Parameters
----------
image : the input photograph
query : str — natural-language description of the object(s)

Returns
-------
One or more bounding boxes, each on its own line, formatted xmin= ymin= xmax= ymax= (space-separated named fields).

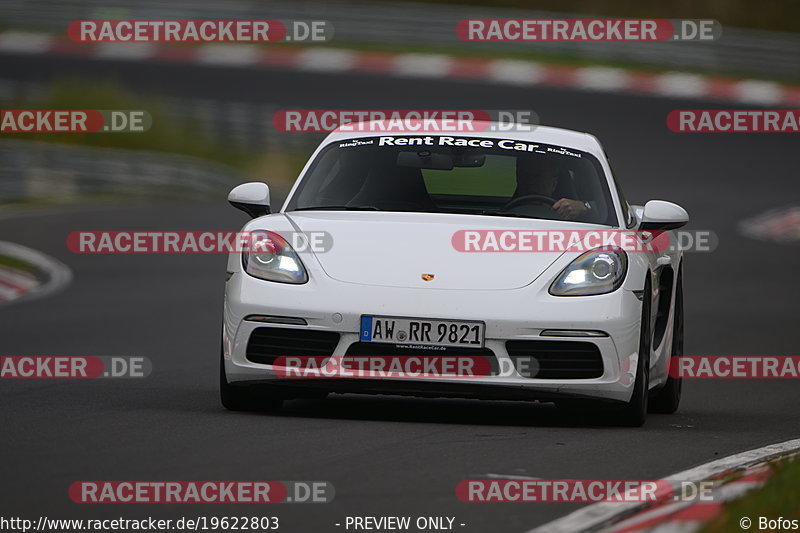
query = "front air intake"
xmin=246 ymin=327 xmax=340 ymax=365
xmin=505 ymin=340 xmax=603 ymax=379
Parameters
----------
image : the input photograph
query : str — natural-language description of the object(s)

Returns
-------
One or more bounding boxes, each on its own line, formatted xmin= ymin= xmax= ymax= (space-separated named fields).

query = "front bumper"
xmin=223 ymin=270 xmax=644 ymax=403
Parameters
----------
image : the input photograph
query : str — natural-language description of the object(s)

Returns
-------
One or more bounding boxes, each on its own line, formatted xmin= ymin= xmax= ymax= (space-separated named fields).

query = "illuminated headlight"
xmin=550 ymin=247 xmax=627 ymax=296
xmin=242 ymin=231 xmax=308 ymax=284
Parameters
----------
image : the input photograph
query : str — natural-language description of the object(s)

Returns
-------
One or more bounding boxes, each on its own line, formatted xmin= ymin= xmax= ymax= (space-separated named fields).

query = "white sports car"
xmin=221 ymin=123 xmax=688 ymax=426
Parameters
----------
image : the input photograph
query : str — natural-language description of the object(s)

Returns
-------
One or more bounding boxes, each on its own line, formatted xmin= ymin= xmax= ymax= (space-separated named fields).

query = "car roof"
xmin=326 ymin=120 xmax=604 ymax=158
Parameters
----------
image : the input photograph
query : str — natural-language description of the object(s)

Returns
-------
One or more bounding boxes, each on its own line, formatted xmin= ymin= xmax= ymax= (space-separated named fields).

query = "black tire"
xmin=649 ymin=268 xmax=683 ymax=414
xmin=220 ymin=350 xmax=283 ymax=412
xmin=607 ymin=277 xmax=652 ymax=427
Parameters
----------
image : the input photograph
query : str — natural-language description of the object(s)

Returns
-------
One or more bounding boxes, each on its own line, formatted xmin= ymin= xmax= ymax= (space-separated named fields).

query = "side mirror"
xmin=640 ymin=200 xmax=689 ymax=231
xmin=228 ymin=182 xmax=271 ymax=219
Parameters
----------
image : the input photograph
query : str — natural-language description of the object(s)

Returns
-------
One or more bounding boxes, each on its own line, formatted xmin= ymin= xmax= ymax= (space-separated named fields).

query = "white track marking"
xmin=525 ymin=438 xmax=800 ymax=533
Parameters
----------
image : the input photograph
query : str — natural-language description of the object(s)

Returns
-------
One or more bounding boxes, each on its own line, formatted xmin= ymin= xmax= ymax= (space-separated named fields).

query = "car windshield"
xmin=286 ymin=136 xmax=617 ymax=225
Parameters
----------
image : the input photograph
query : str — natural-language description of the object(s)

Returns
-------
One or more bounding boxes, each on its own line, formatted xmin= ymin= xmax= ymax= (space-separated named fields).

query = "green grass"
xmin=0 ymin=80 xmax=320 ymax=205
xmin=0 ymin=254 xmax=38 ymax=275
xmin=699 ymin=456 xmax=800 ymax=532
xmin=0 ymin=80 xmax=250 ymax=169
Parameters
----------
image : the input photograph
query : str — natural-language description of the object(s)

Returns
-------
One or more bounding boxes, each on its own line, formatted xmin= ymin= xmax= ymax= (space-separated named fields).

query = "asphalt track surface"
xmin=1 ymin=53 xmax=799 ymax=532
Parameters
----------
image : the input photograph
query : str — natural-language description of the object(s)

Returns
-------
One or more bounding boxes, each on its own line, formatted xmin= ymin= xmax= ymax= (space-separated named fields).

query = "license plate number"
xmin=360 ymin=316 xmax=485 ymax=348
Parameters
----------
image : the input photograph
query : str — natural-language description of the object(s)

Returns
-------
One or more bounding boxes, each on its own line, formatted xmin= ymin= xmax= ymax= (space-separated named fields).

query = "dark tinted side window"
xmin=610 ymin=168 xmax=636 ymax=228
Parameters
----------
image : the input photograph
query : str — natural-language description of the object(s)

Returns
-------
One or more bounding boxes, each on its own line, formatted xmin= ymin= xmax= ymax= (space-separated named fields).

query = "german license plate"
xmin=360 ymin=316 xmax=485 ymax=348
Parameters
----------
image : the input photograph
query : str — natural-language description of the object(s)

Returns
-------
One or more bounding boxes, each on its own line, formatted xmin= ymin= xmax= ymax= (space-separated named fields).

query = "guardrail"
xmin=2 ymin=0 xmax=799 ymax=78
xmin=0 ymin=76 xmax=322 ymax=152
xmin=0 ymin=139 xmax=246 ymax=202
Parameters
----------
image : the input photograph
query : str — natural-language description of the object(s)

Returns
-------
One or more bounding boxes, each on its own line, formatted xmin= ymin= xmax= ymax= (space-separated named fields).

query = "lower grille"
xmin=505 ymin=340 xmax=603 ymax=379
xmin=246 ymin=327 xmax=340 ymax=365
xmin=344 ymin=342 xmax=499 ymax=375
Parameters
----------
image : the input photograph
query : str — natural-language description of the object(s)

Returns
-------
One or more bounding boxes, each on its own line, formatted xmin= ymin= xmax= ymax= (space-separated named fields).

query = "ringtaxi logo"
xmin=667 ymin=110 xmax=800 ymax=132
xmin=67 ymin=231 xmax=332 ymax=254
xmin=0 ymin=110 xmax=151 ymax=133
xmin=273 ymin=110 xmax=538 ymax=133
xmin=68 ymin=20 xmax=332 ymax=43
xmin=457 ymin=19 xmax=720 ymax=42
xmin=69 ymin=481 xmax=333 ymax=504
xmin=0 ymin=356 xmax=151 ymax=379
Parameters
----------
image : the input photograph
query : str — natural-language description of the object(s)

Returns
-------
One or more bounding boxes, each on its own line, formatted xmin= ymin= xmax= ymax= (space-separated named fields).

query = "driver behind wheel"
xmin=512 ymin=156 xmax=591 ymax=220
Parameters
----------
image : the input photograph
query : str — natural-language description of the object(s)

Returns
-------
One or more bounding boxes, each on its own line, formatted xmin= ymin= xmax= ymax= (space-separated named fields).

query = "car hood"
xmin=281 ymin=211 xmax=601 ymax=290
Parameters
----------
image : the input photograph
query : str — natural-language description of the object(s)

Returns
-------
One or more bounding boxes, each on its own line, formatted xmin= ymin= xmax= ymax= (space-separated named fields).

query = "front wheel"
xmin=556 ymin=279 xmax=652 ymax=426
xmin=649 ymin=268 xmax=683 ymax=414
xmin=607 ymin=278 xmax=652 ymax=427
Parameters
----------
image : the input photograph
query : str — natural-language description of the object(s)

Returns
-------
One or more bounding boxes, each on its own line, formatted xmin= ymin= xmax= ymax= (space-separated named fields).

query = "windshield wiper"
xmin=291 ymin=205 xmax=380 ymax=211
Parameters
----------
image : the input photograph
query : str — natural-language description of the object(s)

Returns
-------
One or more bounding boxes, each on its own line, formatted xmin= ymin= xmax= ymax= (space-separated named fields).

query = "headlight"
xmin=242 ymin=231 xmax=308 ymax=284
xmin=549 ymin=247 xmax=627 ymax=296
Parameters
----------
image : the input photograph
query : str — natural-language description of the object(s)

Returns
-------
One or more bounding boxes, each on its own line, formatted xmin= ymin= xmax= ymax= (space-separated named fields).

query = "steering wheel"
xmin=500 ymin=194 xmax=556 ymax=212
